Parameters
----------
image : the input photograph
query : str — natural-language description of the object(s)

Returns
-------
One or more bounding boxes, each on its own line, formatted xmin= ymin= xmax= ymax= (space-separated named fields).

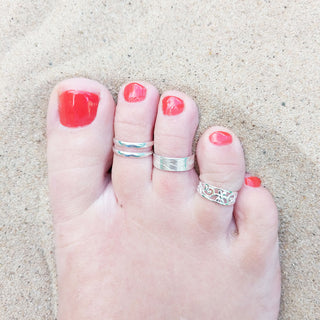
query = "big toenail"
xmin=245 ymin=176 xmax=261 ymax=187
xmin=209 ymin=131 xmax=233 ymax=145
xmin=59 ymin=90 xmax=99 ymax=127
xmin=124 ymin=83 xmax=147 ymax=102
xmin=162 ymin=96 xmax=184 ymax=115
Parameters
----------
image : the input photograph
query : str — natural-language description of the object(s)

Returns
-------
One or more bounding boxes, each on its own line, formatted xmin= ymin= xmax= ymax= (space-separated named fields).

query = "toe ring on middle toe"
xmin=153 ymin=154 xmax=195 ymax=172
xmin=197 ymin=181 xmax=238 ymax=206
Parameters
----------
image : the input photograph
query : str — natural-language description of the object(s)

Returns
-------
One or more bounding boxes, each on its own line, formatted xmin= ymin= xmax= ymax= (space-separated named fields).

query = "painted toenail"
xmin=245 ymin=176 xmax=261 ymax=187
xmin=209 ymin=131 xmax=233 ymax=145
xmin=124 ymin=83 xmax=147 ymax=102
xmin=162 ymin=96 xmax=184 ymax=115
xmin=59 ymin=90 xmax=99 ymax=127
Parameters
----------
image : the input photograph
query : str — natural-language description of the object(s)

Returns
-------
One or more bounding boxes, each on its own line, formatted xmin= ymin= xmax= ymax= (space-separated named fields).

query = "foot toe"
xmin=194 ymin=127 xmax=245 ymax=236
xmin=234 ymin=176 xmax=279 ymax=252
xmin=47 ymin=78 xmax=115 ymax=223
xmin=112 ymin=82 xmax=159 ymax=202
xmin=152 ymin=91 xmax=199 ymax=199
xmin=233 ymin=176 xmax=280 ymax=311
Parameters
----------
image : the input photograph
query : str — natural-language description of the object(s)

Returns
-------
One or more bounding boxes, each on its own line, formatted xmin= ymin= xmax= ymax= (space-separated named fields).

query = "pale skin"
xmin=47 ymin=78 xmax=281 ymax=320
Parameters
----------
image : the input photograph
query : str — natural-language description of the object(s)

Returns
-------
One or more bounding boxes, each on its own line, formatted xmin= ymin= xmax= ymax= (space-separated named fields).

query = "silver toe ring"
xmin=113 ymin=138 xmax=153 ymax=158
xmin=113 ymin=147 xmax=153 ymax=158
xmin=153 ymin=154 xmax=195 ymax=172
xmin=113 ymin=139 xmax=154 ymax=149
xmin=197 ymin=180 xmax=237 ymax=206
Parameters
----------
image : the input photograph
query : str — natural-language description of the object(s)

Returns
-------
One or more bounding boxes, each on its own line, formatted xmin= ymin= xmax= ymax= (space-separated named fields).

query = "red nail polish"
xmin=162 ymin=96 xmax=184 ymax=115
xmin=245 ymin=176 xmax=261 ymax=187
xmin=124 ymin=83 xmax=147 ymax=102
xmin=209 ymin=131 xmax=233 ymax=145
xmin=59 ymin=90 xmax=99 ymax=127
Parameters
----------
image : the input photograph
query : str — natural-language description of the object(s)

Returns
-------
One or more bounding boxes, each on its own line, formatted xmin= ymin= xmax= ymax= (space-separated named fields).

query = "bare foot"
xmin=47 ymin=78 xmax=281 ymax=319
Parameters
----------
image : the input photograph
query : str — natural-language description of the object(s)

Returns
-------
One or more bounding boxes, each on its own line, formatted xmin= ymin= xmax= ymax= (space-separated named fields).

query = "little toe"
xmin=194 ymin=127 xmax=245 ymax=237
xmin=152 ymin=91 xmax=199 ymax=199
xmin=234 ymin=176 xmax=279 ymax=253
xmin=233 ymin=176 xmax=281 ymax=312
xmin=112 ymin=82 xmax=159 ymax=202
xmin=47 ymin=78 xmax=115 ymax=223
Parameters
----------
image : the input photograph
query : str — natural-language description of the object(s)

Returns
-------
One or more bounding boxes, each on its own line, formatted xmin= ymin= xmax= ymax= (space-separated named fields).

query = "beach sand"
xmin=1 ymin=0 xmax=319 ymax=319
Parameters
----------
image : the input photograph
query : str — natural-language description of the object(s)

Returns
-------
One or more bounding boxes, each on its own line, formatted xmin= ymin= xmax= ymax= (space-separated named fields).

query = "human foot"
xmin=47 ymin=78 xmax=281 ymax=320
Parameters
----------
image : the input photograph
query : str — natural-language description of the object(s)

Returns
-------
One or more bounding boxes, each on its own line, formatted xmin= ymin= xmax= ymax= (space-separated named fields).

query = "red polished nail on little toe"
xmin=162 ymin=96 xmax=184 ymax=115
xmin=209 ymin=131 xmax=233 ymax=145
xmin=124 ymin=83 xmax=147 ymax=102
xmin=59 ymin=90 xmax=99 ymax=127
xmin=245 ymin=176 xmax=261 ymax=187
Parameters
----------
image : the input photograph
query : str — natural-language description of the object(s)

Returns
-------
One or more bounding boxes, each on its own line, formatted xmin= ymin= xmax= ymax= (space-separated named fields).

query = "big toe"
xmin=47 ymin=78 xmax=115 ymax=223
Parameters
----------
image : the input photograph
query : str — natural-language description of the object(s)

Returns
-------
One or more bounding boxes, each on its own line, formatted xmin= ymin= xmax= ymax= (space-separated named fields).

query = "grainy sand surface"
xmin=1 ymin=1 xmax=319 ymax=319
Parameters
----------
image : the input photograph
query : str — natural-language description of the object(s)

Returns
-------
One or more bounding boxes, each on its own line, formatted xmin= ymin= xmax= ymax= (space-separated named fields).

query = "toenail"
xmin=124 ymin=83 xmax=147 ymax=102
xmin=209 ymin=131 xmax=233 ymax=145
xmin=245 ymin=176 xmax=261 ymax=187
xmin=59 ymin=90 xmax=99 ymax=127
xmin=162 ymin=96 xmax=184 ymax=115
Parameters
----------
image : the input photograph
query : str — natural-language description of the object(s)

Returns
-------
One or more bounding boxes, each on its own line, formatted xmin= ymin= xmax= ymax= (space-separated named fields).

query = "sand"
xmin=1 ymin=0 xmax=319 ymax=319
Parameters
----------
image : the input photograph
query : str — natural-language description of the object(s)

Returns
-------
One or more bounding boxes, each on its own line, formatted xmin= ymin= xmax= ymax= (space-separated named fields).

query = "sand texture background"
xmin=1 ymin=0 xmax=320 ymax=319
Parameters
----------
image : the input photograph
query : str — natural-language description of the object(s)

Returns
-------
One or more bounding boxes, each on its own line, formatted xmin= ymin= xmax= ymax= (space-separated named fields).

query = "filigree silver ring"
xmin=197 ymin=181 xmax=238 ymax=206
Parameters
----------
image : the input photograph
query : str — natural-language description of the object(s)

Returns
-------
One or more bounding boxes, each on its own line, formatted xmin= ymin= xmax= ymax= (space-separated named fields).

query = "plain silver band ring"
xmin=153 ymin=154 xmax=195 ymax=172
xmin=113 ymin=147 xmax=153 ymax=158
xmin=197 ymin=181 xmax=238 ymax=206
xmin=113 ymin=139 xmax=154 ymax=149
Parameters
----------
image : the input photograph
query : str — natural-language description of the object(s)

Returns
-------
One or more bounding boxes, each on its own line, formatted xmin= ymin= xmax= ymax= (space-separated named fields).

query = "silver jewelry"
xmin=113 ymin=139 xmax=154 ymax=149
xmin=113 ymin=147 xmax=153 ymax=158
xmin=197 ymin=181 xmax=237 ymax=206
xmin=153 ymin=154 xmax=195 ymax=172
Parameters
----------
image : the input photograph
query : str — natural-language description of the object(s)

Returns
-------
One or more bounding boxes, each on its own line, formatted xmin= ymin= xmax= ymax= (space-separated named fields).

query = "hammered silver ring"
xmin=153 ymin=154 xmax=195 ymax=172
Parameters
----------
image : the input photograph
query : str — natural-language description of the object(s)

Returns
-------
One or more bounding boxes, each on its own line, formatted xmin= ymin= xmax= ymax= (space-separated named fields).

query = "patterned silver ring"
xmin=197 ymin=181 xmax=238 ymax=206
xmin=113 ymin=139 xmax=154 ymax=149
xmin=153 ymin=154 xmax=195 ymax=172
xmin=113 ymin=147 xmax=153 ymax=158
